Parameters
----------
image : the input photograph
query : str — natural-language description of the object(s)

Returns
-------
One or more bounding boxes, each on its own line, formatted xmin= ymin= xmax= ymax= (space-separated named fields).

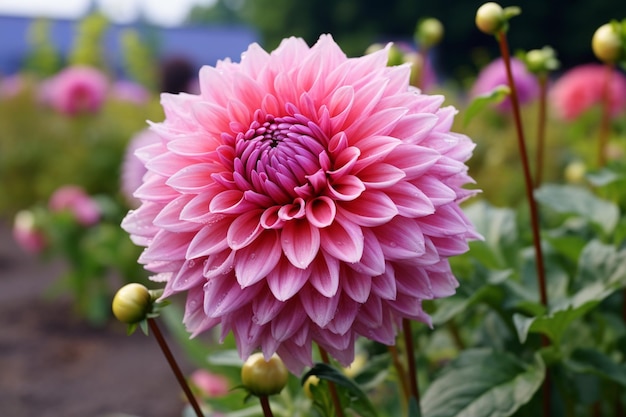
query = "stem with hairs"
xmin=318 ymin=346 xmax=345 ymax=417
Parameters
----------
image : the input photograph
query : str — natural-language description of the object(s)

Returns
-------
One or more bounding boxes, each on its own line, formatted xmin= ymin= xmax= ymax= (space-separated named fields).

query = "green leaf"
xmin=534 ymin=184 xmax=620 ymax=234
xmin=574 ymin=240 xmax=626 ymax=290
xmin=462 ymin=201 xmax=518 ymax=268
xmin=302 ymin=363 xmax=379 ymax=417
xmin=463 ymin=85 xmax=511 ymax=126
xmin=565 ymin=348 xmax=626 ymax=388
xmin=421 ymin=349 xmax=545 ymax=417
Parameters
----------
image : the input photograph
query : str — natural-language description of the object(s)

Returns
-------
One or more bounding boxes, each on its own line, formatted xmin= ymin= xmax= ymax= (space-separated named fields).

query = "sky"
xmin=0 ymin=0 xmax=216 ymax=26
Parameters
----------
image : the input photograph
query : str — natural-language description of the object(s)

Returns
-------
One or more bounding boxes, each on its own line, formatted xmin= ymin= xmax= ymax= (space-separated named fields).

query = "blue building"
xmin=0 ymin=15 xmax=258 ymax=76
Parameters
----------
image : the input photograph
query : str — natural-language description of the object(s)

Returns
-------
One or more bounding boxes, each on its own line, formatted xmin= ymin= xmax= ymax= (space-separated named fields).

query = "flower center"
xmin=232 ymin=111 xmax=328 ymax=204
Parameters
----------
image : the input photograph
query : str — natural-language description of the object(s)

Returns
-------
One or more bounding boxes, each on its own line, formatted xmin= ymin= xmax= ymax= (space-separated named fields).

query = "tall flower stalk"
xmin=476 ymin=3 xmax=549 ymax=416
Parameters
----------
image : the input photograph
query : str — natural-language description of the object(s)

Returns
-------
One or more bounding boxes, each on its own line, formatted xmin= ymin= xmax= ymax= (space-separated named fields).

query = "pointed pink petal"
xmin=209 ymin=189 xmax=259 ymax=214
xmin=153 ymin=195 xmax=198 ymax=232
xmin=326 ymin=294 xmax=359 ymax=335
xmin=320 ymin=215 xmax=364 ymax=263
xmin=270 ymin=301 xmax=307 ymax=341
xmin=299 ymin=284 xmax=340 ymax=327
xmin=203 ymin=275 xmax=262 ymax=317
xmin=202 ymin=250 xmax=235 ymax=279
xmin=386 ymin=182 xmax=435 ymax=218
xmin=338 ymin=190 xmax=398 ymax=227
xmin=281 ymin=219 xmax=320 ymax=269
xmin=227 ymin=209 xmax=263 ymax=250
xmin=266 ymin=257 xmax=311 ymax=301
xmin=252 ymin=288 xmax=286 ymax=325
xmin=371 ymin=263 xmax=397 ymax=300
xmin=234 ymin=230 xmax=281 ymax=287
xmin=349 ymin=229 xmax=385 ymax=276
xmin=341 ymin=266 xmax=372 ymax=303
xmin=357 ymin=163 xmax=405 ymax=188
xmin=374 ymin=217 xmax=425 ymax=260
xmin=327 ymin=175 xmax=365 ymax=201
xmin=186 ymin=217 xmax=232 ymax=258
xmin=309 ymin=251 xmax=340 ymax=297
xmin=166 ymin=163 xmax=220 ymax=193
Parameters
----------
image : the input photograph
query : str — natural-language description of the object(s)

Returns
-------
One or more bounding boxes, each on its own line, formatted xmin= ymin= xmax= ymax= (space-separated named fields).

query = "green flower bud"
xmin=475 ymin=2 xmax=505 ymax=35
xmin=112 ymin=283 xmax=151 ymax=324
xmin=303 ymin=375 xmax=320 ymax=399
xmin=592 ymin=23 xmax=623 ymax=63
xmin=416 ymin=18 xmax=444 ymax=48
xmin=524 ymin=46 xmax=559 ymax=74
xmin=241 ymin=353 xmax=288 ymax=397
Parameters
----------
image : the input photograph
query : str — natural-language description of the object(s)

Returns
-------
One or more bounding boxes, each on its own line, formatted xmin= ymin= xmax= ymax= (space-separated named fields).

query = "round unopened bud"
xmin=592 ymin=23 xmax=623 ymax=63
xmin=416 ymin=18 xmax=444 ymax=48
xmin=112 ymin=283 xmax=151 ymax=324
xmin=241 ymin=353 xmax=288 ymax=397
xmin=564 ymin=161 xmax=586 ymax=184
xmin=475 ymin=2 xmax=505 ymax=35
xmin=525 ymin=46 xmax=559 ymax=74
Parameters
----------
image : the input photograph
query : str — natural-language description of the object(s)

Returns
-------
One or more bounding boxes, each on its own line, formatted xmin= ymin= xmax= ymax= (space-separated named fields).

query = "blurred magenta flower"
xmin=122 ymin=35 xmax=479 ymax=373
xmin=470 ymin=57 xmax=539 ymax=111
xmin=111 ymin=80 xmax=151 ymax=104
xmin=49 ymin=185 xmax=100 ymax=226
xmin=13 ymin=210 xmax=47 ymax=254
xmin=190 ymin=369 xmax=230 ymax=398
xmin=550 ymin=63 xmax=626 ymax=121
xmin=121 ymin=128 xmax=162 ymax=207
xmin=40 ymin=66 xmax=108 ymax=115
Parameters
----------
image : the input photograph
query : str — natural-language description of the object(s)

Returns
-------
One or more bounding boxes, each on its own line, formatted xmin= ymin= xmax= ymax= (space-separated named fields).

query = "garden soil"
xmin=0 ymin=221 xmax=193 ymax=417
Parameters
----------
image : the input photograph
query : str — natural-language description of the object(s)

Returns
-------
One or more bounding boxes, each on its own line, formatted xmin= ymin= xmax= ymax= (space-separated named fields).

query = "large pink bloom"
xmin=121 ymin=128 xmax=162 ymax=207
xmin=122 ymin=35 xmax=479 ymax=373
xmin=550 ymin=64 xmax=626 ymax=121
xmin=41 ymin=66 xmax=108 ymax=115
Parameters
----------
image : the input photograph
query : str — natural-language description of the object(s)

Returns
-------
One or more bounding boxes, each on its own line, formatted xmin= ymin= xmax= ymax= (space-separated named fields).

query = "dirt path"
xmin=0 ymin=221 xmax=192 ymax=417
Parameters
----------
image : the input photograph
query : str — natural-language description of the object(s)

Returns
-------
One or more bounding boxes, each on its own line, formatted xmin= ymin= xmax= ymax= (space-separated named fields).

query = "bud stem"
xmin=259 ymin=396 xmax=275 ymax=417
xmin=535 ymin=74 xmax=548 ymax=187
xmin=147 ymin=318 xmax=204 ymax=417
xmin=496 ymin=29 xmax=550 ymax=417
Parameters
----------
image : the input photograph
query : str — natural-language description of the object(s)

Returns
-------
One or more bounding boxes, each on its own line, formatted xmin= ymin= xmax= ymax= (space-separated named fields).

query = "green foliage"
xmin=119 ymin=29 xmax=159 ymax=90
xmin=23 ymin=19 xmax=62 ymax=77
xmin=68 ymin=12 xmax=110 ymax=71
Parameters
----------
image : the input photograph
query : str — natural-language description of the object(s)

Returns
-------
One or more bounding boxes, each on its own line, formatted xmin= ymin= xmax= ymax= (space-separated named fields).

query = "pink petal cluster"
xmin=49 ymin=185 xmax=100 ymax=226
xmin=470 ymin=57 xmax=539 ymax=111
xmin=190 ymin=369 xmax=230 ymax=398
xmin=123 ymin=35 xmax=479 ymax=373
xmin=549 ymin=64 xmax=626 ymax=121
xmin=40 ymin=66 xmax=108 ymax=115
xmin=121 ymin=128 xmax=162 ymax=207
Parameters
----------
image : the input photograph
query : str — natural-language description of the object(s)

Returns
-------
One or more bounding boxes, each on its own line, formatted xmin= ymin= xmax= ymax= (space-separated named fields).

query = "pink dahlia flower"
xmin=549 ymin=63 xmax=626 ymax=121
xmin=470 ymin=57 xmax=539 ymax=112
xmin=122 ymin=35 xmax=479 ymax=373
xmin=13 ymin=210 xmax=47 ymax=254
xmin=121 ymin=128 xmax=162 ymax=207
xmin=49 ymin=185 xmax=100 ymax=226
xmin=41 ymin=66 xmax=108 ymax=115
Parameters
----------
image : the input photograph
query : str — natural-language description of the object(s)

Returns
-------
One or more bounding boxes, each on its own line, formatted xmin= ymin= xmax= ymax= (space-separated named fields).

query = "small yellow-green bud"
xmin=365 ymin=42 xmax=385 ymax=55
xmin=564 ymin=161 xmax=586 ymax=184
xmin=112 ymin=283 xmax=151 ymax=324
xmin=416 ymin=18 xmax=444 ymax=48
xmin=303 ymin=375 xmax=320 ymax=399
xmin=524 ymin=46 xmax=559 ymax=74
xmin=592 ymin=23 xmax=623 ymax=63
xmin=475 ymin=2 xmax=505 ymax=35
xmin=241 ymin=353 xmax=288 ymax=397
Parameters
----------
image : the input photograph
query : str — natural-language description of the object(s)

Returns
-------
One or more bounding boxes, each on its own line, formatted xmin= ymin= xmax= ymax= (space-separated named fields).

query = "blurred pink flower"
xmin=122 ymin=35 xmax=479 ymax=373
xmin=0 ymin=73 xmax=26 ymax=98
xmin=111 ymin=80 xmax=151 ymax=104
xmin=121 ymin=128 xmax=162 ymax=207
xmin=549 ymin=63 xmax=626 ymax=121
xmin=190 ymin=369 xmax=230 ymax=397
xmin=41 ymin=66 xmax=108 ymax=115
xmin=13 ymin=210 xmax=47 ymax=254
xmin=49 ymin=185 xmax=100 ymax=226
xmin=470 ymin=57 xmax=539 ymax=111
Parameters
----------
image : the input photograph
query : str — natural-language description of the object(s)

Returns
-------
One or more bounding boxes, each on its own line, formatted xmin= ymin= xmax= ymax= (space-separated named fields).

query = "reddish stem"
xmin=147 ymin=319 xmax=204 ymax=417
xmin=496 ymin=32 xmax=548 ymax=308
xmin=259 ymin=396 xmax=275 ymax=417
xmin=496 ymin=31 xmax=550 ymax=417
